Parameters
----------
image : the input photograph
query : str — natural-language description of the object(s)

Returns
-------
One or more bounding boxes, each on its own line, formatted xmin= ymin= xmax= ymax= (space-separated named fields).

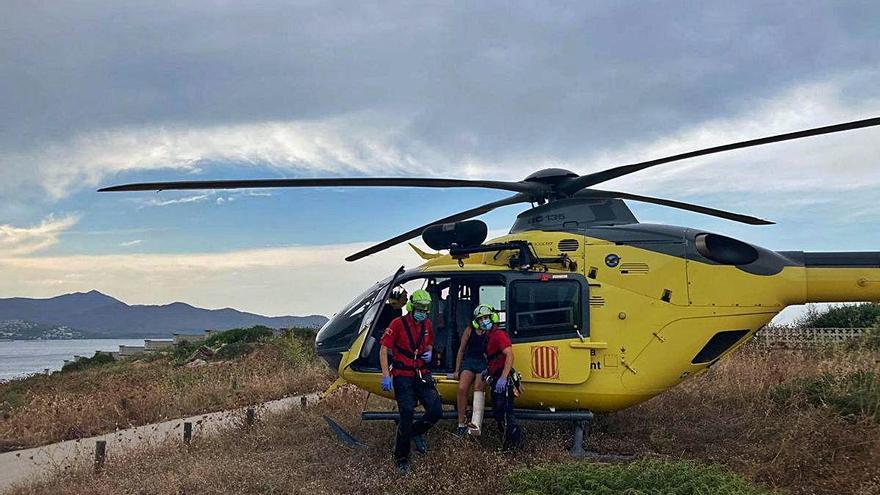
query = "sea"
xmin=0 ymin=339 xmax=147 ymax=382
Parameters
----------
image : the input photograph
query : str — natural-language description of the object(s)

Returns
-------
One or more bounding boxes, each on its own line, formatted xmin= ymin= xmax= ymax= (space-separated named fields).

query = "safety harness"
xmin=390 ymin=316 xmax=429 ymax=377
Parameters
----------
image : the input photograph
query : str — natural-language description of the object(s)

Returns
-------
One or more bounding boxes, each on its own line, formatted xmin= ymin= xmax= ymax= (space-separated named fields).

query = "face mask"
xmin=479 ymin=319 xmax=493 ymax=331
xmin=413 ymin=310 xmax=428 ymax=322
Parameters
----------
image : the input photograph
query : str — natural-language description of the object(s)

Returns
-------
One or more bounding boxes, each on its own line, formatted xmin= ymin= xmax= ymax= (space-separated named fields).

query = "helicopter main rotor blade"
xmin=98 ymin=177 xmax=544 ymax=195
xmin=561 ymin=116 xmax=880 ymax=194
xmin=345 ymin=193 xmax=531 ymax=262
xmin=577 ymin=189 xmax=774 ymax=225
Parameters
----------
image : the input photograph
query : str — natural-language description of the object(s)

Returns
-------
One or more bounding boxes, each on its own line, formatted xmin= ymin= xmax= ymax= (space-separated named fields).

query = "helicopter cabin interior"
xmin=350 ymin=271 xmax=589 ymax=374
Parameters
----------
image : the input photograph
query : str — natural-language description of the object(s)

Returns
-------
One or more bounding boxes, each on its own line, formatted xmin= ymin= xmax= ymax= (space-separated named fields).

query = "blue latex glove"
xmin=381 ymin=376 xmax=393 ymax=392
xmin=494 ymin=377 xmax=508 ymax=394
xmin=421 ymin=349 xmax=432 ymax=362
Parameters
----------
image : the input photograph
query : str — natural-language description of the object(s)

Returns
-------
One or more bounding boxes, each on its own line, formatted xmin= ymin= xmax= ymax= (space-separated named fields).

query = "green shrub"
xmin=797 ymin=303 xmax=880 ymax=328
xmin=171 ymin=340 xmax=200 ymax=365
xmin=506 ymin=459 xmax=774 ymax=495
xmin=858 ymin=324 xmax=880 ymax=351
xmin=0 ymin=379 xmax=32 ymax=413
xmin=771 ymin=371 xmax=880 ymax=422
xmin=213 ymin=341 xmax=255 ymax=360
xmin=273 ymin=328 xmax=318 ymax=367
xmin=205 ymin=326 xmax=274 ymax=347
xmin=60 ymin=352 xmax=116 ymax=373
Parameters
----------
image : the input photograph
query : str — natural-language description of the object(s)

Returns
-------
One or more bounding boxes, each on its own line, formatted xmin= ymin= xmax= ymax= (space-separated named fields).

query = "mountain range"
xmin=0 ymin=291 xmax=327 ymax=339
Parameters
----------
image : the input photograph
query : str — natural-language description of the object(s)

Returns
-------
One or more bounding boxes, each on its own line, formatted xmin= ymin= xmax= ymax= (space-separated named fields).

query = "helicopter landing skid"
xmin=360 ymin=409 xmax=633 ymax=458
xmin=323 ymin=415 xmax=368 ymax=449
xmin=571 ymin=419 xmax=637 ymax=461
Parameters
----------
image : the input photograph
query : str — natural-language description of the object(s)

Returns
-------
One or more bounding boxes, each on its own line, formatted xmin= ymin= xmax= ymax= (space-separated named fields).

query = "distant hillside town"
xmin=0 ymin=291 xmax=327 ymax=340
xmin=0 ymin=320 xmax=82 ymax=340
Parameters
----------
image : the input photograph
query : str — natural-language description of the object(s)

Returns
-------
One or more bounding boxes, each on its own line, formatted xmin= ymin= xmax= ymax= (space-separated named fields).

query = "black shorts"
xmin=461 ymin=356 xmax=487 ymax=374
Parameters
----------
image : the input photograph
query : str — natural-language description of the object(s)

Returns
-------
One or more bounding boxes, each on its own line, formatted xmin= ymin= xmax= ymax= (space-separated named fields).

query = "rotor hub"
xmin=523 ymin=168 xmax=578 ymax=185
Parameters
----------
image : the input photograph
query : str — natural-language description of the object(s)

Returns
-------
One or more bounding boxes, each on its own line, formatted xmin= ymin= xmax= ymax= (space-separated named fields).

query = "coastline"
xmin=0 ymin=339 xmax=149 ymax=381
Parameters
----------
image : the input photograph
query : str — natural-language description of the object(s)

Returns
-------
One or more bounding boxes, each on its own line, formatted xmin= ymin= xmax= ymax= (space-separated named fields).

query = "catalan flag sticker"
xmin=530 ymin=345 xmax=560 ymax=379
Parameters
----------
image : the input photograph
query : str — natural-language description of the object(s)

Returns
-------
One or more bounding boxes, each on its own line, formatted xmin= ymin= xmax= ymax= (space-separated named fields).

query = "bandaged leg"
xmin=468 ymin=391 xmax=485 ymax=436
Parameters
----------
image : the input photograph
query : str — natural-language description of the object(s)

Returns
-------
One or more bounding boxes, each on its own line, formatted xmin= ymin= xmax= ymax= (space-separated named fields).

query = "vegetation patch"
xmin=8 ymin=347 xmax=880 ymax=495
xmin=798 ymin=302 xmax=880 ymax=328
xmin=506 ymin=459 xmax=774 ymax=495
xmin=205 ymin=326 xmax=274 ymax=347
xmin=169 ymin=340 xmax=200 ymax=365
xmin=212 ymin=341 xmax=255 ymax=360
xmin=771 ymin=370 xmax=880 ymax=422
xmin=853 ymin=324 xmax=880 ymax=352
xmin=60 ymin=352 xmax=116 ymax=373
xmin=273 ymin=328 xmax=318 ymax=367
xmin=0 ymin=326 xmax=333 ymax=451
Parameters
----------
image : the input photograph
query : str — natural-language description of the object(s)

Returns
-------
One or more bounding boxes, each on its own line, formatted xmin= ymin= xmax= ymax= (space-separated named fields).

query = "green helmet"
xmin=473 ymin=304 xmax=495 ymax=319
xmin=407 ymin=289 xmax=432 ymax=312
xmin=472 ymin=304 xmax=500 ymax=328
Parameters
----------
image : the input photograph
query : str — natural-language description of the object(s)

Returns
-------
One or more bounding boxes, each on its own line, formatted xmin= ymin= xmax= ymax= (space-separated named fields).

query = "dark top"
xmin=375 ymin=305 xmax=402 ymax=336
xmin=463 ymin=328 xmax=488 ymax=360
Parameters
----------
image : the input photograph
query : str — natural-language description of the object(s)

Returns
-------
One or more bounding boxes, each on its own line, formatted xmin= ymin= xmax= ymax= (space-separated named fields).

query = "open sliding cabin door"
xmin=507 ymin=273 xmax=593 ymax=385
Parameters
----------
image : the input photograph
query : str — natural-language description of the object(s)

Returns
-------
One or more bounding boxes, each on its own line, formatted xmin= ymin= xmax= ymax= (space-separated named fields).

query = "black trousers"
xmin=393 ymin=375 xmax=443 ymax=462
xmin=491 ymin=382 xmax=522 ymax=449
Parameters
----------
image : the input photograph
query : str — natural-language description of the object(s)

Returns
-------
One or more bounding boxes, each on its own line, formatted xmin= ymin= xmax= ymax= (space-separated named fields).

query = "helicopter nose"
xmin=314 ymin=334 xmax=343 ymax=374
xmin=316 ymin=347 xmax=342 ymax=374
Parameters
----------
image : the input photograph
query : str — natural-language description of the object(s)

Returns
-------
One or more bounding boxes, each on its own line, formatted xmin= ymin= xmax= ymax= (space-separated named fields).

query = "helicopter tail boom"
xmin=801 ymin=252 xmax=880 ymax=303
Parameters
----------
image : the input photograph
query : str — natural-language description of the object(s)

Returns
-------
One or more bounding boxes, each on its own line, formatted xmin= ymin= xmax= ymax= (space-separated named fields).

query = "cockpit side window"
xmin=509 ymin=280 xmax=583 ymax=342
xmin=478 ymin=285 xmax=507 ymax=326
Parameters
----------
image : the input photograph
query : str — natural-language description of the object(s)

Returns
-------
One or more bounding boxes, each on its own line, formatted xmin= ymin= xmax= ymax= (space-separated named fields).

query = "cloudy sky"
xmin=1 ymin=1 xmax=879 ymax=319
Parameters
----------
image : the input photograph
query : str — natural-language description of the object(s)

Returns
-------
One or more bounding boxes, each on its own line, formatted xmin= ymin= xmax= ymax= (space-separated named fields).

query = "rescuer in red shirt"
xmin=379 ymin=289 xmax=443 ymax=474
xmin=482 ymin=306 xmax=523 ymax=450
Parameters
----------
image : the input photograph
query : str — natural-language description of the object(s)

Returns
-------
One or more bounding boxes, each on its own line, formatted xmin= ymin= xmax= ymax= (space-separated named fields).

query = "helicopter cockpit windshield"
xmin=316 ymin=276 xmax=393 ymax=371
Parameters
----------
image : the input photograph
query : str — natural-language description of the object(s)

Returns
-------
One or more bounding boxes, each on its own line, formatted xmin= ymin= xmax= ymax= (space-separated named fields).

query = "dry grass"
xmin=0 ymin=343 xmax=333 ymax=451
xmin=8 ymin=346 xmax=880 ymax=495
xmin=598 ymin=346 xmax=880 ymax=495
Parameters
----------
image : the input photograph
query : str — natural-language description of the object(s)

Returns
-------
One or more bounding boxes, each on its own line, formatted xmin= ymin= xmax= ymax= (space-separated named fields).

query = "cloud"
xmin=0 ymin=241 xmax=424 ymax=316
xmin=119 ymin=240 xmax=143 ymax=247
xmin=133 ymin=189 xmax=275 ymax=207
xmin=4 ymin=74 xmax=880 ymax=211
xmin=0 ymin=215 xmax=79 ymax=256
xmin=1 ymin=115 xmax=436 ymax=201
xmin=139 ymin=193 xmax=213 ymax=207
xmin=585 ymin=80 xmax=880 ymax=196
xmin=2 ymin=2 xmax=879 ymax=208
xmin=0 ymin=2 xmax=876 ymax=322
xmin=4 ymin=2 xmax=879 ymax=149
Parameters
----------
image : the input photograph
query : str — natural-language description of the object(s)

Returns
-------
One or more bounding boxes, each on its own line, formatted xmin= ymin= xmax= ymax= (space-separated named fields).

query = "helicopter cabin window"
xmin=478 ymin=285 xmax=507 ymax=324
xmin=509 ymin=280 xmax=583 ymax=341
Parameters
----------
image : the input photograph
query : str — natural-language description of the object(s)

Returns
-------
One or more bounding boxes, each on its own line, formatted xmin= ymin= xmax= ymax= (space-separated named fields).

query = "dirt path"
xmin=0 ymin=393 xmax=319 ymax=493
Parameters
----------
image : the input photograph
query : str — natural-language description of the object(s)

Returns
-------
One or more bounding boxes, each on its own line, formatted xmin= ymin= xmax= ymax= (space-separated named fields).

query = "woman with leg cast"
xmin=452 ymin=304 xmax=496 ymax=436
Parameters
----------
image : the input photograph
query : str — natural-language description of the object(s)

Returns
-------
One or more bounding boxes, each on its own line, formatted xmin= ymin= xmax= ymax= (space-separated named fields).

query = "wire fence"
xmin=753 ymin=326 xmax=869 ymax=349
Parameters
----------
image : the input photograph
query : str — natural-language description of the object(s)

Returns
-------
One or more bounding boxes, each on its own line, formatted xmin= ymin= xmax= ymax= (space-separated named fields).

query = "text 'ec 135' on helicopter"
xmin=100 ymin=116 xmax=880 ymax=415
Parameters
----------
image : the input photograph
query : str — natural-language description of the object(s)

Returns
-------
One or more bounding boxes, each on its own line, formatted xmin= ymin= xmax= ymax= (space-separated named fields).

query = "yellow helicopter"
xmin=100 ymin=117 xmax=880 ymax=443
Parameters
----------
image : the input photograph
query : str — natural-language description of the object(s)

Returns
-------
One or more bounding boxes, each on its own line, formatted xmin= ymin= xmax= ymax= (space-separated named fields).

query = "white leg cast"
xmin=468 ymin=391 xmax=485 ymax=436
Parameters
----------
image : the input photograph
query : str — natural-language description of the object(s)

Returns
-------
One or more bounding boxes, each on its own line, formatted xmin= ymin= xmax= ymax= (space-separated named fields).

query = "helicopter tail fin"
xmin=409 ymin=243 xmax=441 ymax=260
